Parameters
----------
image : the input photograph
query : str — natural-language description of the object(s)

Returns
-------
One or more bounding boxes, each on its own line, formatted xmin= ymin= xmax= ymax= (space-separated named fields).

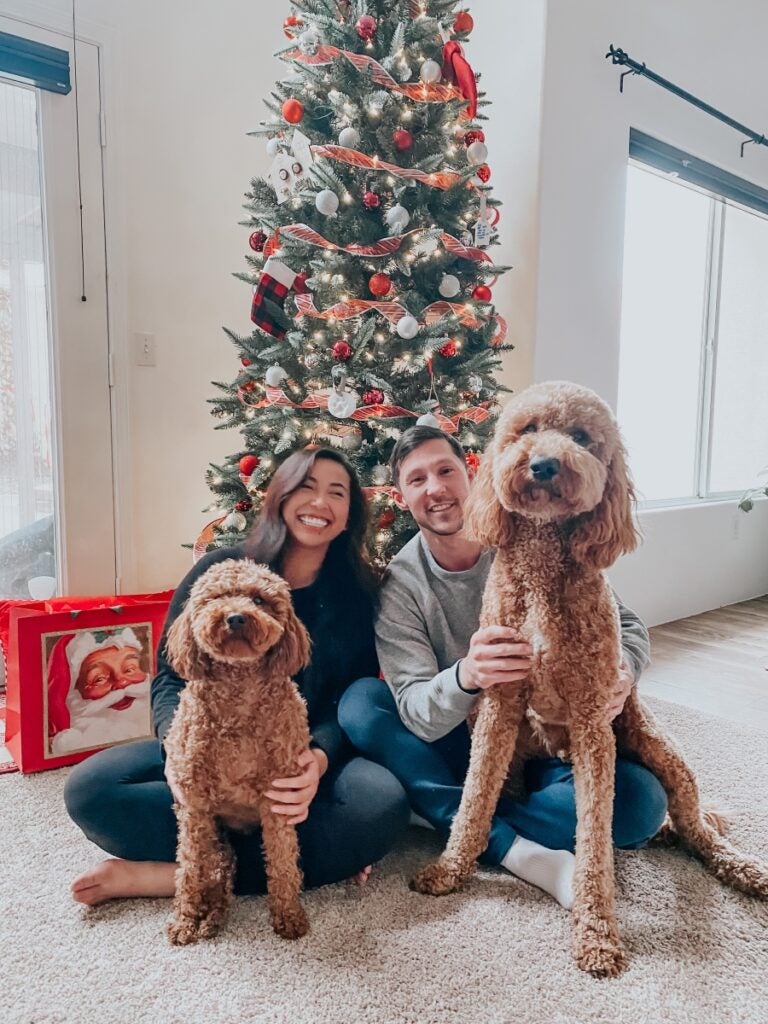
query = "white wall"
xmin=533 ymin=0 xmax=768 ymax=623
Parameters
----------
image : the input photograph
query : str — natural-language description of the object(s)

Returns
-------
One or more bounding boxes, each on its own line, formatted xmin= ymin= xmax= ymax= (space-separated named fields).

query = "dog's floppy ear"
xmin=568 ymin=444 xmax=639 ymax=570
xmin=165 ymin=608 xmax=211 ymax=682
xmin=463 ymin=448 xmax=515 ymax=548
xmin=266 ymin=609 xmax=311 ymax=679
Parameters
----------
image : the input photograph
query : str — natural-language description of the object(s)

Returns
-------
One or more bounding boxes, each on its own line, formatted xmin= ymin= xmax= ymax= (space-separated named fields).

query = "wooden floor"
xmin=641 ymin=594 xmax=768 ymax=729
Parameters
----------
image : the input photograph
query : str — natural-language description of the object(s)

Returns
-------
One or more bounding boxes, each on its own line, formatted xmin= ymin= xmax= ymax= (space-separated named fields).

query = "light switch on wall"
xmin=134 ymin=332 xmax=157 ymax=367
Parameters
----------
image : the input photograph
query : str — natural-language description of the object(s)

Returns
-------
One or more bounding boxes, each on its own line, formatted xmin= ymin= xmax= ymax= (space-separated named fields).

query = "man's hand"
xmin=458 ymin=626 xmax=533 ymax=693
xmin=265 ymin=748 xmax=327 ymax=826
xmin=606 ymin=657 xmax=634 ymax=723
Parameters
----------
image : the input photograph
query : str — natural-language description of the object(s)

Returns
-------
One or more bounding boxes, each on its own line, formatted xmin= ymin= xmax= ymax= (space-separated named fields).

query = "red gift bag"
xmin=2 ymin=592 xmax=173 ymax=773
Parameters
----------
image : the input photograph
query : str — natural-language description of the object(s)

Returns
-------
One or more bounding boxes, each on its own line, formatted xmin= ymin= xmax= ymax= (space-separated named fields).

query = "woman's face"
xmin=281 ymin=458 xmax=352 ymax=554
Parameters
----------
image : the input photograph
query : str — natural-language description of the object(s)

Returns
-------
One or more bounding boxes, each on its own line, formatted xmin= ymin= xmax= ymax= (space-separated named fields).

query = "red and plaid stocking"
xmin=250 ymin=257 xmax=298 ymax=339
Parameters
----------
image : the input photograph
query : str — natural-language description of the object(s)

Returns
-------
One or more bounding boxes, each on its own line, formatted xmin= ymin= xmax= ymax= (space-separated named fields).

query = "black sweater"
xmin=150 ymin=546 xmax=379 ymax=771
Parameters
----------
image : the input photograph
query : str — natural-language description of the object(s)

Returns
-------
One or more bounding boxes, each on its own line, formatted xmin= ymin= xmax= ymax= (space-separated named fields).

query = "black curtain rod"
xmin=606 ymin=45 xmax=767 ymax=157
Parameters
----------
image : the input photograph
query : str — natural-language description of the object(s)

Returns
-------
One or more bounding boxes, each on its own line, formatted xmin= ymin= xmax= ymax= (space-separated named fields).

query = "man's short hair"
xmin=389 ymin=426 xmax=466 ymax=487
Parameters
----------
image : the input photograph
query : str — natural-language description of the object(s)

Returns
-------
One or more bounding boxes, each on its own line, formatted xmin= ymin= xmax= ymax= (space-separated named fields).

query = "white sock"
xmin=409 ymin=811 xmax=435 ymax=831
xmin=501 ymin=836 xmax=575 ymax=910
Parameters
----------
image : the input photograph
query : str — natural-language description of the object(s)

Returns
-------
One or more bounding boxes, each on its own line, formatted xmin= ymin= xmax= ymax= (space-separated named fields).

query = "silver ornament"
xmin=338 ymin=126 xmax=360 ymax=149
xmin=439 ymin=274 xmax=461 ymax=298
xmin=467 ymin=141 xmax=489 ymax=166
xmin=265 ymin=365 xmax=287 ymax=387
xmin=468 ymin=373 xmax=483 ymax=395
xmin=396 ymin=315 xmax=419 ymax=340
xmin=372 ymin=463 xmax=389 ymax=485
xmin=385 ymin=203 xmax=410 ymax=233
xmin=298 ymin=29 xmax=320 ymax=55
xmin=416 ymin=413 xmax=440 ymax=428
xmin=315 ymin=189 xmax=339 ymax=216
xmin=304 ymin=352 xmax=321 ymax=369
xmin=419 ymin=59 xmax=442 ymax=84
xmin=222 ymin=510 xmax=247 ymax=532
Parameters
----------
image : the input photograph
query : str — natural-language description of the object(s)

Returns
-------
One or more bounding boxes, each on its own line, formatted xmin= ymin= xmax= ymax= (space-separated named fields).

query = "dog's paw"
xmin=713 ymin=855 xmax=768 ymax=899
xmin=572 ymin=922 xmax=627 ymax=978
xmin=166 ymin=916 xmax=203 ymax=946
xmin=410 ymin=860 xmax=464 ymax=896
xmin=271 ymin=902 xmax=309 ymax=940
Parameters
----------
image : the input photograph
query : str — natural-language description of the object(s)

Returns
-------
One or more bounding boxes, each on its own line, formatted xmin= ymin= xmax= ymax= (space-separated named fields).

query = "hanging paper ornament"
xmin=298 ymin=29 xmax=320 ymax=55
xmin=467 ymin=141 xmax=489 ymax=166
xmin=419 ymin=59 xmax=442 ymax=84
xmin=476 ymin=164 xmax=492 ymax=183
xmin=438 ymin=340 xmax=457 ymax=358
xmin=282 ymin=98 xmax=305 ymax=124
xmin=439 ymin=274 xmax=461 ymax=298
xmin=248 ymin=230 xmax=266 ymax=252
xmin=355 ymin=15 xmax=378 ymax=41
xmin=385 ymin=204 xmax=410 ymax=233
xmin=223 ymin=510 xmax=248 ymax=532
xmin=464 ymin=129 xmax=485 ymax=146
xmin=315 ymin=189 xmax=340 ymax=216
xmin=468 ymin=373 xmax=483 ymax=394
xmin=472 ymin=284 xmax=492 ymax=302
xmin=393 ymin=129 xmax=414 ymax=152
xmin=338 ymin=126 xmax=360 ymax=149
xmin=378 ymin=509 xmax=396 ymax=528
xmin=266 ymin=137 xmax=282 ymax=157
xmin=369 ymin=272 xmax=392 ymax=297
xmin=396 ymin=315 xmax=419 ymax=340
xmin=332 ymin=340 xmax=353 ymax=361
xmin=239 ymin=454 xmax=260 ymax=476
xmin=283 ymin=14 xmax=303 ymax=38
xmin=416 ymin=412 xmax=440 ymax=428
xmin=363 ymin=388 xmax=385 ymax=406
xmin=265 ymin=365 xmax=288 ymax=387
xmin=293 ymin=272 xmax=310 ymax=294
xmin=372 ymin=464 xmax=389 ymax=485
xmin=454 ymin=10 xmax=474 ymax=33
xmin=363 ymin=191 xmax=381 ymax=210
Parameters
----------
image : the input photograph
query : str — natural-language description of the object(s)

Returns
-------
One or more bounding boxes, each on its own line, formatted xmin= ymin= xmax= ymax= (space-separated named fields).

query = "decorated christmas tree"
xmin=202 ymin=0 xmax=512 ymax=564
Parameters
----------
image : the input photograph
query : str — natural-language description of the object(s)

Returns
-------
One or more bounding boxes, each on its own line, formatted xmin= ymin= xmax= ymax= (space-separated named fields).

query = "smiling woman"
xmin=62 ymin=447 xmax=409 ymax=908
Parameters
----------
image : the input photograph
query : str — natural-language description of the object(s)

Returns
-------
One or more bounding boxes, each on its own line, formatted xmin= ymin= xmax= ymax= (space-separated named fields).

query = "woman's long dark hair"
xmin=243 ymin=447 xmax=378 ymax=596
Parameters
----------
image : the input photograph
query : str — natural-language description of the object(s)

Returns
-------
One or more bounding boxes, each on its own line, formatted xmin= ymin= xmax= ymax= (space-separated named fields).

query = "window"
xmin=617 ymin=132 xmax=768 ymax=506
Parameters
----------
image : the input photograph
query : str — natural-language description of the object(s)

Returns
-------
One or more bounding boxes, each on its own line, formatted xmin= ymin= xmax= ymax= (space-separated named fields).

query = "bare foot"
xmin=71 ymin=859 xmax=177 ymax=906
xmin=351 ymin=864 xmax=373 ymax=887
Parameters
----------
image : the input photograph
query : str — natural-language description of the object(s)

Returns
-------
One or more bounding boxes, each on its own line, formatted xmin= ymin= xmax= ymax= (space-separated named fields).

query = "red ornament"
xmin=438 ymin=340 xmax=457 ymax=358
xmin=240 ymin=380 xmax=257 ymax=393
xmin=235 ymin=499 xmax=252 ymax=512
xmin=472 ymin=285 xmax=492 ymax=302
xmin=282 ymin=98 xmax=305 ymax=124
xmin=241 ymin=357 xmax=251 ymax=367
xmin=393 ymin=129 xmax=413 ymax=152
xmin=363 ymin=389 xmax=385 ymax=406
xmin=454 ymin=10 xmax=474 ymax=33
xmin=378 ymin=509 xmax=396 ymax=529
xmin=464 ymin=129 xmax=485 ymax=146
xmin=283 ymin=14 xmax=303 ymax=38
xmin=332 ymin=340 xmax=353 ymax=361
xmin=465 ymin=451 xmax=481 ymax=475
xmin=248 ymin=230 xmax=266 ymax=252
xmin=476 ymin=164 xmax=491 ymax=183
xmin=369 ymin=272 xmax=391 ymax=297
xmin=356 ymin=14 xmax=378 ymax=41
xmin=293 ymin=272 xmax=310 ymax=294
xmin=239 ymin=455 xmax=260 ymax=476
xmin=363 ymin=191 xmax=381 ymax=210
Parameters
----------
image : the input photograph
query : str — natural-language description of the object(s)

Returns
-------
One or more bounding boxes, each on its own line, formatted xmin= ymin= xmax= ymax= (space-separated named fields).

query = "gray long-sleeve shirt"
xmin=375 ymin=533 xmax=651 ymax=742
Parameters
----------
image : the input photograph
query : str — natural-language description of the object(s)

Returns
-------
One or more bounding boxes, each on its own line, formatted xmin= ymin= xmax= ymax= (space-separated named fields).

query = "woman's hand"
xmin=605 ymin=657 xmax=635 ymax=723
xmin=265 ymin=747 xmax=328 ymax=826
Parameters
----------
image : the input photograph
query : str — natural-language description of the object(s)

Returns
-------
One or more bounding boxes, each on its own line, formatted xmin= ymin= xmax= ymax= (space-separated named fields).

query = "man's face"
xmin=76 ymin=647 xmax=148 ymax=702
xmin=393 ymin=438 xmax=470 ymax=538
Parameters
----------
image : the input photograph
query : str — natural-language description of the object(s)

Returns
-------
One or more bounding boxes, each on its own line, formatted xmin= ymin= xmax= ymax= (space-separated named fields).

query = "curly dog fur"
xmin=163 ymin=558 xmax=311 ymax=945
xmin=411 ymin=381 xmax=768 ymax=976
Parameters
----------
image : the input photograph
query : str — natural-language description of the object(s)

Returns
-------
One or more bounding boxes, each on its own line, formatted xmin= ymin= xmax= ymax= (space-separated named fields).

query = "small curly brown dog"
xmin=163 ymin=558 xmax=311 ymax=945
xmin=411 ymin=380 xmax=768 ymax=976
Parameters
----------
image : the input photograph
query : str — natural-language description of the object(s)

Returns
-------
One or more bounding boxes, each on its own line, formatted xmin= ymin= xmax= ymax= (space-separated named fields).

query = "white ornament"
xmin=338 ymin=126 xmax=360 ymax=149
xmin=298 ymin=29 xmax=320 ymax=55
xmin=419 ymin=59 xmax=442 ymax=84
xmin=396 ymin=315 xmax=419 ymax=340
xmin=315 ymin=189 xmax=340 ymax=216
xmin=222 ymin=510 xmax=248 ymax=532
xmin=439 ymin=274 xmax=461 ymax=298
xmin=385 ymin=204 xmax=410 ymax=233
xmin=327 ymin=391 xmax=358 ymax=418
xmin=265 ymin=365 xmax=288 ymax=387
xmin=416 ymin=413 xmax=440 ymax=428
xmin=372 ymin=463 xmax=389 ymax=485
xmin=266 ymin=137 xmax=281 ymax=157
xmin=467 ymin=141 xmax=489 ymax=166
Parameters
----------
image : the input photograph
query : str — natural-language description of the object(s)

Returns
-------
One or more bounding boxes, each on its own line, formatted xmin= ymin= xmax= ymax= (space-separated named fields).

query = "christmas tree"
xmin=202 ymin=0 xmax=512 ymax=564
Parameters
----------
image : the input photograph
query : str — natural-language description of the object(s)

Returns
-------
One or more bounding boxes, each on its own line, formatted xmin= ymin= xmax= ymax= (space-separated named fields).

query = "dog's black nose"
xmin=530 ymin=457 xmax=561 ymax=481
xmin=226 ymin=613 xmax=247 ymax=631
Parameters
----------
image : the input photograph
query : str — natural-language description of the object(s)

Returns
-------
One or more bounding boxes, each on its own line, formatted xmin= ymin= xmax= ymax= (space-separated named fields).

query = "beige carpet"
xmin=1 ymin=698 xmax=767 ymax=1024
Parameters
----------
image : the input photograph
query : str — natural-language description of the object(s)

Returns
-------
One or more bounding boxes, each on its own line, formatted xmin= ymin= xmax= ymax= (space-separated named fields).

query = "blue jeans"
xmin=338 ymin=678 xmax=668 ymax=865
xmin=64 ymin=738 xmax=410 ymax=894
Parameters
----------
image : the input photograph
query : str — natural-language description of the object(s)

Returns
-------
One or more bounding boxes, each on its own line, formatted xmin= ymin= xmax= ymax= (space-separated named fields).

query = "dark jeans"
xmin=64 ymin=738 xmax=410 ymax=894
xmin=338 ymin=678 xmax=668 ymax=865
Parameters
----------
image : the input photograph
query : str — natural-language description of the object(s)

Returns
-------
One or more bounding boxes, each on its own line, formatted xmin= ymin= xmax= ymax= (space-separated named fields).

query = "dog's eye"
xmin=570 ymin=429 xmax=591 ymax=447
xmin=521 ymin=423 xmax=538 ymax=434
xmin=252 ymin=596 xmax=263 ymax=605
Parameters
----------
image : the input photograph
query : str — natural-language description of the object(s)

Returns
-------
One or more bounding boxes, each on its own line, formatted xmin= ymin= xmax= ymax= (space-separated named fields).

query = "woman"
xmin=65 ymin=447 xmax=410 ymax=905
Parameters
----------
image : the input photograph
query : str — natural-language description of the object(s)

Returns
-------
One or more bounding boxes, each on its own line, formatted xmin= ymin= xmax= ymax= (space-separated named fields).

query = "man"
xmin=339 ymin=426 xmax=667 ymax=909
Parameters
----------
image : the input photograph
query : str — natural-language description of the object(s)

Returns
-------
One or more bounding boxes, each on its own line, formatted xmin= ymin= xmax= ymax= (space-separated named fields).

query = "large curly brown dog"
xmin=412 ymin=380 xmax=768 ymax=976
xmin=163 ymin=558 xmax=311 ymax=945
